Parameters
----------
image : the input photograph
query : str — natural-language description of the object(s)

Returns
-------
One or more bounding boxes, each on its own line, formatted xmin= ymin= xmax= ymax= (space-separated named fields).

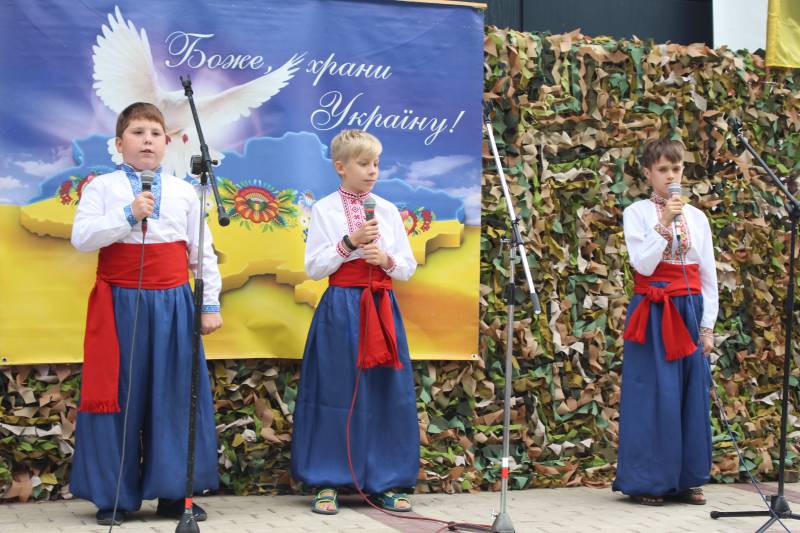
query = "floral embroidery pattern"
xmin=654 ymin=222 xmax=673 ymax=242
xmin=56 ymin=172 xmax=96 ymax=205
xmin=219 ymin=178 xmax=300 ymax=231
xmin=651 ymin=193 xmax=691 ymax=258
xmin=399 ymin=206 xmax=435 ymax=236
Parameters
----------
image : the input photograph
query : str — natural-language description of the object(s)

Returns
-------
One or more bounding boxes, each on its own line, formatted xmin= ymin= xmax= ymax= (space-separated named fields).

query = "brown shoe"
xmin=631 ymin=494 xmax=664 ymax=506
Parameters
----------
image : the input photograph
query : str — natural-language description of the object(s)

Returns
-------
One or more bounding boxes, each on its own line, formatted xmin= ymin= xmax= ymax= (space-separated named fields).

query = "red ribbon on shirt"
xmin=329 ymin=259 xmax=401 ymax=369
xmin=623 ymin=262 xmax=702 ymax=361
xmin=79 ymin=241 xmax=189 ymax=413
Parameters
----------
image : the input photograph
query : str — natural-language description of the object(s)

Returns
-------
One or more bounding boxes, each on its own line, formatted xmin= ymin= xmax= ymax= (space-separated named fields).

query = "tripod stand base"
xmin=491 ymin=512 xmax=515 ymax=533
xmin=175 ymin=511 xmax=200 ymax=533
xmin=711 ymin=495 xmax=800 ymax=533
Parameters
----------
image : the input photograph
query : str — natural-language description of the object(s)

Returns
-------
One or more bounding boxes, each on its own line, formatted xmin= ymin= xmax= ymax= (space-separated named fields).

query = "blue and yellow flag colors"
xmin=0 ymin=0 xmax=483 ymax=364
xmin=767 ymin=0 xmax=800 ymax=68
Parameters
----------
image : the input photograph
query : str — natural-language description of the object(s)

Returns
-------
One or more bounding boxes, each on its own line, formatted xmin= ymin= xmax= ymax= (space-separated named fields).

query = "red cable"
xmin=342 ymin=263 xmax=491 ymax=532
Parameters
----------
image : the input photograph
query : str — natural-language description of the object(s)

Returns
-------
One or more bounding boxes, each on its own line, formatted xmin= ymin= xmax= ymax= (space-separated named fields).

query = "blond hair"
xmin=330 ymin=129 xmax=382 ymax=167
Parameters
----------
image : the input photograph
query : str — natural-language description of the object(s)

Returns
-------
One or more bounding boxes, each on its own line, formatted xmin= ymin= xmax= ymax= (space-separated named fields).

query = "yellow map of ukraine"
xmin=1 ymin=194 xmax=478 ymax=364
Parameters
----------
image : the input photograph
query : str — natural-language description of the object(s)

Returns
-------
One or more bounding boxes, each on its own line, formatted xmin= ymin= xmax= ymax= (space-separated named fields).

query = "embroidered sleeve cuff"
xmin=382 ymin=253 xmax=396 ymax=273
xmin=124 ymin=205 xmax=137 ymax=227
xmin=336 ymin=240 xmax=353 ymax=258
xmin=699 ymin=327 xmax=714 ymax=337
xmin=201 ymin=305 xmax=220 ymax=313
xmin=654 ymin=223 xmax=672 ymax=242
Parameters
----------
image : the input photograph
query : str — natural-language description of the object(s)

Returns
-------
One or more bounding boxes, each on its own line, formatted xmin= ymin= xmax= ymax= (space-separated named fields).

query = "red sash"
xmin=79 ymin=241 xmax=189 ymax=413
xmin=329 ymin=259 xmax=401 ymax=369
xmin=623 ymin=262 xmax=701 ymax=361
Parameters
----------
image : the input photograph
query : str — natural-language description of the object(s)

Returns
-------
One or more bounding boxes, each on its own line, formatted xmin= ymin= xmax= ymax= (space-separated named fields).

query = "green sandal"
xmin=369 ymin=491 xmax=412 ymax=512
xmin=311 ymin=488 xmax=338 ymax=515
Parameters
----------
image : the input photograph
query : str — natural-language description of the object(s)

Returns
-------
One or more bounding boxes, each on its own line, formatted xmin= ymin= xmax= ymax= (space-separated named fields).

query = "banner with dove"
xmin=0 ymin=0 xmax=483 ymax=363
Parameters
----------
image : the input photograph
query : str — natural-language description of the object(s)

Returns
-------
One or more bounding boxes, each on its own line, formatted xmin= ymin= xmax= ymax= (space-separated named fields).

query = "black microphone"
xmin=362 ymin=196 xmax=376 ymax=246
xmin=667 ymin=182 xmax=683 ymax=223
xmin=140 ymin=170 xmax=155 ymax=229
xmin=363 ymin=196 xmax=376 ymax=222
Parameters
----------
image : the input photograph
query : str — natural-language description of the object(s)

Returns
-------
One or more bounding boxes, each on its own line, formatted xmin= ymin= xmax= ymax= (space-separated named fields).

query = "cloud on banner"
xmin=0 ymin=0 xmax=484 ymax=363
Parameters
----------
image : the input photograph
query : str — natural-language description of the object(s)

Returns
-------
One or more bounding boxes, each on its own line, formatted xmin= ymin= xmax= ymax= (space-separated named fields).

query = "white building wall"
xmin=713 ymin=0 xmax=768 ymax=52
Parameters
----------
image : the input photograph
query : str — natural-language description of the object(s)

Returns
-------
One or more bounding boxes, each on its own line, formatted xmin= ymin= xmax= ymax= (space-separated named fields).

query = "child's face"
xmin=335 ymin=153 xmax=380 ymax=194
xmin=644 ymin=155 xmax=683 ymax=198
xmin=115 ymin=119 xmax=166 ymax=172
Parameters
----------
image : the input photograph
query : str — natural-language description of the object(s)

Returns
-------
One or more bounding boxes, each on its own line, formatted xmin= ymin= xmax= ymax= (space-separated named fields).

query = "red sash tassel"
xmin=79 ymin=241 xmax=189 ymax=413
xmin=329 ymin=259 xmax=401 ymax=369
xmin=623 ymin=262 xmax=702 ymax=361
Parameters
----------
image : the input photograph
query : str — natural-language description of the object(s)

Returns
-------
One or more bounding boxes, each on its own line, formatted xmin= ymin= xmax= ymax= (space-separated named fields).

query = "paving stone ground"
xmin=1 ymin=482 xmax=799 ymax=532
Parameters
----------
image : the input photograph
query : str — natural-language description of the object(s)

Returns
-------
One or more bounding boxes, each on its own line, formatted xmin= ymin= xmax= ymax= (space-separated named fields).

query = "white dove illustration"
xmin=93 ymin=6 xmax=305 ymax=178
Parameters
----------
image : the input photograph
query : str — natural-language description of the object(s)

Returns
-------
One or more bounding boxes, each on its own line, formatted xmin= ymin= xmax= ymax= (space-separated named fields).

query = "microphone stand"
xmin=468 ymin=118 xmax=541 ymax=533
xmin=176 ymin=75 xmax=230 ymax=533
xmin=710 ymin=118 xmax=800 ymax=532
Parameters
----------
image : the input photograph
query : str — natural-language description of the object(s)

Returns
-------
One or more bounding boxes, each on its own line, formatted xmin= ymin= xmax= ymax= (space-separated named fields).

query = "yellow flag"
xmin=767 ymin=0 xmax=800 ymax=68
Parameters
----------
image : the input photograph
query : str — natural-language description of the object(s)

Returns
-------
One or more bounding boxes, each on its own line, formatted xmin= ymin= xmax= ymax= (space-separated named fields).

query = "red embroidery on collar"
xmin=338 ymin=188 xmax=380 ymax=241
xmin=338 ymin=186 xmax=369 ymax=202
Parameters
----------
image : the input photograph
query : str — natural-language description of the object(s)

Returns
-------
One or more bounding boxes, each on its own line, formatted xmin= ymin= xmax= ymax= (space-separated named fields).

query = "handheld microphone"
xmin=141 ymin=170 xmax=155 ymax=192
xmin=363 ymin=196 xmax=376 ymax=222
xmin=140 ymin=170 xmax=155 ymax=230
xmin=667 ymin=182 xmax=683 ymax=223
xmin=362 ymin=197 xmax=376 ymax=247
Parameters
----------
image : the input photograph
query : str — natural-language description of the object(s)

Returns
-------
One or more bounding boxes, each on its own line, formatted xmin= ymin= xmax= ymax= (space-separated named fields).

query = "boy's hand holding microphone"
xmin=660 ymin=182 xmax=685 ymax=226
xmin=351 ymin=197 xmax=390 ymax=269
xmin=349 ymin=219 xmax=379 ymax=247
xmin=131 ymin=171 xmax=156 ymax=222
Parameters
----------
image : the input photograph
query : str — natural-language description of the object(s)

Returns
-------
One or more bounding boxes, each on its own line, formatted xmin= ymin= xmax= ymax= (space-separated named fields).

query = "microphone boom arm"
xmin=180 ymin=75 xmax=230 ymax=227
xmin=484 ymin=119 xmax=541 ymax=314
xmin=730 ymin=118 xmax=800 ymax=212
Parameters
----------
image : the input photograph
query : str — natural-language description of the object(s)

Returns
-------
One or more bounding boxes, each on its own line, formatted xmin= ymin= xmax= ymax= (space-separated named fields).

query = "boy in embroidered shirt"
xmin=69 ymin=102 xmax=221 ymax=525
xmin=613 ymin=137 xmax=718 ymax=506
xmin=291 ymin=129 xmax=419 ymax=515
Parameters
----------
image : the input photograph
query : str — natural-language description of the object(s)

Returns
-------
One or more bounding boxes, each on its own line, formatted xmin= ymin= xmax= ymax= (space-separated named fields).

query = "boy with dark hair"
xmin=614 ymin=137 xmax=718 ymax=506
xmin=70 ymin=102 xmax=222 ymax=525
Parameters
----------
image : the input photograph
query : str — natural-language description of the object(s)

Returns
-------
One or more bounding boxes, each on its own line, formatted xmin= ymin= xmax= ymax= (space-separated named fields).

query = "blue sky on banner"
xmin=0 ymin=0 xmax=483 ymax=224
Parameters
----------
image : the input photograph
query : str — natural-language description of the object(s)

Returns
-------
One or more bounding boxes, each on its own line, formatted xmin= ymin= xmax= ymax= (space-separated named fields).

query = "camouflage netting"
xmin=2 ymin=27 xmax=800 ymax=501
